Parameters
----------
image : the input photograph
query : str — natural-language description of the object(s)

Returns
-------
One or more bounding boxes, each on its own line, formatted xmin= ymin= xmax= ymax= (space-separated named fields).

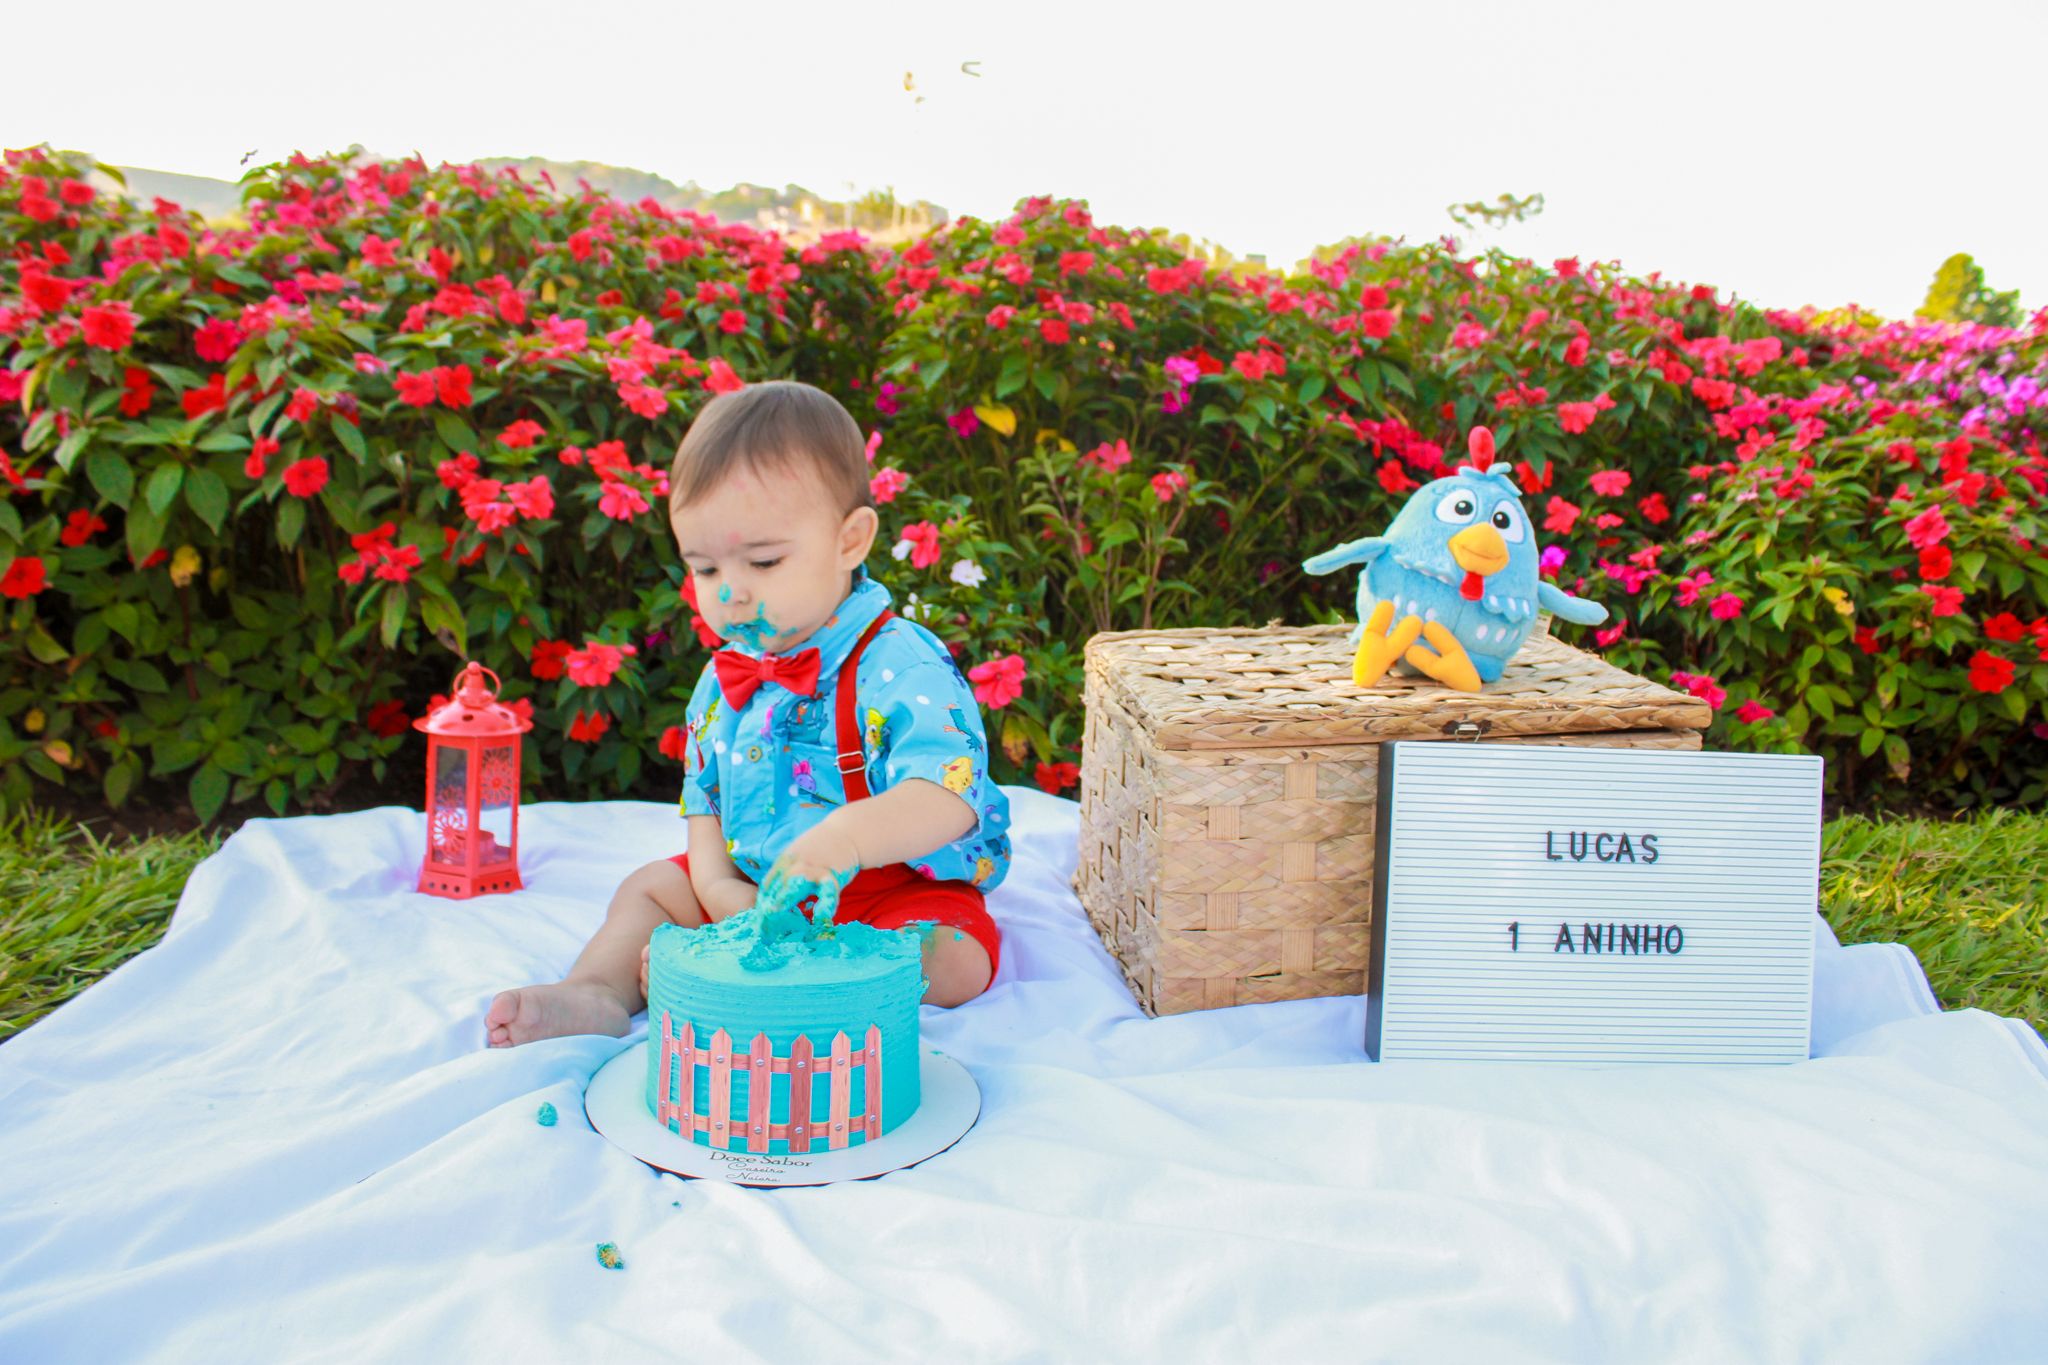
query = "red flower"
xmin=530 ymin=639 xmax=573 ymax=680
xmin=1358 ymin=309 xmax=1396 ymax=339
xmin=704 ymin=358 xmax=743 ymax=394
xmin=595 ymin=290 xmax=624 ymax=308
xmin=986 ymin=305 xmax=1017 ymax=330
xmin=20 ymin=270 xmax=73 ymax=312
xmin=80 ymin=302 xmax=138 ymax=351
xmin=118 ymin=366 xmax=154 ymax=417
xmin=659 ymin=725 xmax=689 ymax=761
xmin=1513 ymin=460 xmax=1555 ymax=492
xmin=365 ymin=700 xmax=410 ymax=738
xmin=0 ymin=556 xmax=47 ymax=598
xmin=1589 ymin=468 xmax=1631 ymax=496
xmin=59 ymin=179 xmax=96 ymax=207
xmin=181 ymin=373 xmax=228 ymax=419
xmin=718 ymin=309 xmax=748 ymax=334
xmin=1377 ymin=460 xmax=1416 ymax=494
xmin=244 ymin=436 xmax=280 ymax=480
xmin=1057 ymin=251 xmax=1095 ymax=277
xmin=1966 ymin=651 xmax=2015 ymax=694
xmin=1923 ymin=584 xmax=1964 ymax=617
xmin=506 ymin=474 xmax=555 ymax=520
xmin=498 ymin=290 xmax=527 ymax=325
xmin=282 ymin=457 xmax=330 ymax=498
xmin=284 ymin=387 xmax=322 ymax=423
xmin=1637 ymin=492 xmax=1671 ymax=524
xmin=894 ymin=521 xmax=942 ymax=569
xmin=871 ymin=468 xmax=910 ymax=503
xmin=427 ymin=247 xmax=454 ymax=282
xmin=1543 ymin=497 xmax=1582 ymax=535
xmin=437 ymin=451 xmax=480 ymax=489
xmin=566 ymin=641 xmax=638 ymax=688
xmin=967 ymin=653 xmax=1027 ymax=709
xmin=566 ymin=709 xmax=611 ymax=743
xmin=1039 ymin=318 xmax=1070 ymax=344
xmin=678 ymin=578 xmax=724 ymax=648
xmin=435 ymin=364 xmax=474 ymax=408
xmin=1735 ymin=701 xmax=1776 ymax=724
xmin=1708 ymin=593 xmax=1745 ymax=621
xmin=1854 ymin=626 xmax=1880 ymax=654
xmin=1918 ymin=545 xmax=1953 ymax=579
xmin=499 ymin=419 xmax=545 ymax=449
xmin=359 ymin=235 xmax=399 ymax=269
xmin=1984 ymin=612 xmax=2027 ymax=643
xmin=1034 ymin=760 xmax=1081 ymax=794
xmin=1563 ymin=335 xmax=1590 ymax=367
xmin=618 ymin=383 xmax=669 ymax=417
xmin=1150 ymin=471 xmax=1188 ymax=502
xmin=60 ymin=510 xmax=107 ymax=547
xmin=394 ymin=370 xmax=438 ymax=406
xmin=599 ymin=481 xmax=651 ymax=520
xmin=1902 ymin=506 xmax=1950 ymax=550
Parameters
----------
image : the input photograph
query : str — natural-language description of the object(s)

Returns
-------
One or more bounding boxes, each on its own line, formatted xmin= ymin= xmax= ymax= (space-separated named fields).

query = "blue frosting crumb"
xmin=596 ymin=1242 xmax=625 ymax=1270
xmin=537 ymin=1102 xmax=558 ymax=1127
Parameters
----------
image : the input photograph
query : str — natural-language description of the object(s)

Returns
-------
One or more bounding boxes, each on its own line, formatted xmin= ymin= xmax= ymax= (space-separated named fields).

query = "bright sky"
xmin=8 ymin=0 xmax=2041 ymax=320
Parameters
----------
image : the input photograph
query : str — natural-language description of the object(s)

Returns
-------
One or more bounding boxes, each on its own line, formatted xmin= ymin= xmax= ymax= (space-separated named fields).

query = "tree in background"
xmin=1920 ymin=253 xmax=2022 ymax=328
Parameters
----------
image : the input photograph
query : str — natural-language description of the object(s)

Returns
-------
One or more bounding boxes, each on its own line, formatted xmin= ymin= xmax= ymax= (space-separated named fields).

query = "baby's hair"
xmin=669 ymin=381 xmax=873 ymax=515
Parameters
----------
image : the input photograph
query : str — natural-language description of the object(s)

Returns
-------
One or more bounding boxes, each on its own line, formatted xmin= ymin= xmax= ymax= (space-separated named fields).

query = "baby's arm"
xmin=756 ymin=779 xmax=974 ymax=916
xmin=684 ymin=814 xmax=760 ymax=921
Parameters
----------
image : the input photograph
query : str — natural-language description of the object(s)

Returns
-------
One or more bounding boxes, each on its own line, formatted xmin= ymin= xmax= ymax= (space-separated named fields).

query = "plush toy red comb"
xmin=1469 ymin=426 xmax=1495 ymax=464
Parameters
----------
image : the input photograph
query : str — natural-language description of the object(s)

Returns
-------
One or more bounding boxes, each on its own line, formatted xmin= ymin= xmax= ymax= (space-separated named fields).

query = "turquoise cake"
xmin=643 ymin=907 xmax=925 ymax=1154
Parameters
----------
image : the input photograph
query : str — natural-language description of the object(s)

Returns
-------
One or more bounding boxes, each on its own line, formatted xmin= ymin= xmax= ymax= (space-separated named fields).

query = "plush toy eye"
xmin=1435 ymin=492 xmax=1478 ymax=524
xmin=1491 ymin=502 xmax=1527 ymax=543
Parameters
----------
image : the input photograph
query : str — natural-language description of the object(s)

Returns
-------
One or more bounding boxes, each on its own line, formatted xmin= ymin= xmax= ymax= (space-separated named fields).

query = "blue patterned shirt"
xmin=679 ymin=569 xmax=1012 ymax=890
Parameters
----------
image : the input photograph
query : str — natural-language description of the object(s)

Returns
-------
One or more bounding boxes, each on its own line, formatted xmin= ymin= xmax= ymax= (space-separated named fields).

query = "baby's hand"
xmin=756 ymin=826 xmax=862 ymax=922
xmin=639 ymin=943 xmax=650 ymax=999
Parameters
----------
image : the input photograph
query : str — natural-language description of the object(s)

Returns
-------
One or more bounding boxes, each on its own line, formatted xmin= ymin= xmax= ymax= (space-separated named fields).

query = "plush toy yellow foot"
xmin=1402 ymin=621 xmax=1485 ymax=692
xmin=1352 ymin=600 xmax=1425 ymax=687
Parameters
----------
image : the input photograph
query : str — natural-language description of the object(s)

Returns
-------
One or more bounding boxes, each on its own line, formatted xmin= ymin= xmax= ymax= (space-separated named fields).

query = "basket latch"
xmin=1443 ymin=719 xmax=1490 ymax=742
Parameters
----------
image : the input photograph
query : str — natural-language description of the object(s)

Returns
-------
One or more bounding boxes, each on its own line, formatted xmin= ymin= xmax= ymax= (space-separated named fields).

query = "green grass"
xmin=1821 ymin=809 xmax=2048 ymax=1037
xmin=0 ymin=807 xmax=2042 ymax=1044
xmin=0 ymin=810 xmax=223 ymax=1042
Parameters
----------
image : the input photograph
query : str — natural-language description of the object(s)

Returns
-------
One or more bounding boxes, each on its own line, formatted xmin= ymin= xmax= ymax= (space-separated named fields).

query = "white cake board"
xmin=584 ymin=1040 xmax=981 ymax=1187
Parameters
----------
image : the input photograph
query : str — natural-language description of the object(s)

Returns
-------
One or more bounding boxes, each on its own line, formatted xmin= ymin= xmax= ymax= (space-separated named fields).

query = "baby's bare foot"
xmin=486 ymin=981 xmax=631 ymax=1048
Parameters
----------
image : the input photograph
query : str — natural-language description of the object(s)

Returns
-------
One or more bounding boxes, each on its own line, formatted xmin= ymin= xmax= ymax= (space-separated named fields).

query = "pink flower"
xmin=359 ymin=235 xmax=400 ymax=268
xmin=1588 ymin=468 xmax=1631 ymax=496
xmin=1039 ymin=318 xmax=1070 ymax=344
xmin=1558 ymin=402 xmax=1599 ymax=435
xmin=193 ymin=318 xmax=243 ymax=363
xmin=870 ymin=468 xmax=910 ymax=503
xmin=1082 ymin=440 xmax=1132 ymax=474
xmin=992 ymin=224 xmax=1025 ymax=247
xmin=1563 ymin=335 xmax=1590 ymax=366
xmin=1923 ymin=584 xmax=1964 ymax=616
xmin=985 ymin=304 xmax=1018 ymax=330
xmin=1669 ymin=670 xmax=1728 ymax=710
xmin=565 ymin=640 xmax=638 ymax=688
xmin=437 ymin=451 xmax=481 ymax=490
xmin=1449 ymin=322 xmax=1491 ymax=348
xmin=435 ymin=364 xmax=474 ymax=408
xmin=947 ymin=408 xmax=981 ymax=439
xmin=499 ymin=419 xmax=545 ymax=449
xmin=1675 ymin=571 xmax=1714 ymax=606
xmin=618 ymin=382 xmax=669 ymax=417
xmin=894 ymin=521 xmax=942 ymax=569
xmin=1735 ymin=701 xmax=1777 ymax=723
xmin=244 ymin=435 xmax=280 ymax=480
xmin=1594 ymin=620 xmax=1627 ymax=647
xmin=719 ymin=309 xmax=748 ymax=334
xmin=1902 ymin=505 xmax=1951 ymax=550
xmin=704 ymin=358 xmax=744 ymax=394
xmin=353 ymin=352 xmax=389 ymax=375
xmin=1707 ymin=593 xmax=1744 ymax=621
xmin=506 ymin=474 xmax=555 ymax=519
xmin=284 ymin=387 xmax=322 ymax=423
xmin=1359 ymin=309 xmax=1396 ymax=339
xmin=967 ymin=653 xmax=1027 ymax=709
xmin=598 ymin=481 xmax=651 ymax=520
xmin=394 ymin=370 xmax=438 ymax=406
xmin=1150 ymin=470 xmax=1188 ymax=501
xmin=282 ymin=457 xmax=329 ymax=498
xmin=1543 ymin=497 xmax=1581 ymax=534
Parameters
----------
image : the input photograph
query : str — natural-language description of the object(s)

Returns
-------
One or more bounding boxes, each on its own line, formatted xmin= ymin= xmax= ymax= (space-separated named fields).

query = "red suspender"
xmin=833 ymin=610 xmax=895 ymax=802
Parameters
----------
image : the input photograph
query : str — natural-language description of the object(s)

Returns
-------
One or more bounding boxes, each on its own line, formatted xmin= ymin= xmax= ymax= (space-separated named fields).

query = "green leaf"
xmin=276 ymin=496 xmax=306 ymax=549
xmin=104 ymin=758 xmax=137 ymax=809
xmin=1335 ymin=376 xmax=1365 ymax=405
xmin=1955 ymin=550 xmax=1987 ymax=584
xmin=183 ymin=466 xmax=229 ymax=533
xmin=433 ymin=410 xmax=479 ymax=454
xmin=1297 ymin=376 xmax=1326 ymax=407
xmin=54 ymin=429 xmax=91 ymax=473
xmin=125 ymin=498 xmax=168 ymax=565
xmin=196 ymin=427 xmax=251 ymax=452
xmin=419 ymin=593 xmax=468 ymax=657
xmin=332 ymin=413 xmax=368 ymax=464
xmin=144 ymin=462 xmax=186 ymax=516
xmin=0 ymin=502 xmax=21 ymax=544
xmin=107 ymin=656 xmax=171 ymax=692
xmin=380 ymin=582 xmax=408 ymax=648
xmin=189 ymin=761 xmax=230 ymax=824
xmin=86 ymin=448 xmax=135 ymax=508
xmin=1251 ymin=395 xmax=1278 ymax=426
xmin=24 ymin=623 xmax=68 ymax=664
xmin=1032 ymin=369 xmax=1061 ymax=403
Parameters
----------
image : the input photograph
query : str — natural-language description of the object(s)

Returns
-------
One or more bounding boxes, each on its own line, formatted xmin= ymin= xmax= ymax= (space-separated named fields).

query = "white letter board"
xmin=1367 ymin=742 xmax=1823 ymax=1064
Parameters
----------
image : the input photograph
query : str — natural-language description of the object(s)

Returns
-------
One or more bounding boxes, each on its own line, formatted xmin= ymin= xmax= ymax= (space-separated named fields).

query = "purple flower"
xmin=947 ymin=408 xmax=981 ymax=439
xmin=1539 ymin=545 xmax=1568 ymax=575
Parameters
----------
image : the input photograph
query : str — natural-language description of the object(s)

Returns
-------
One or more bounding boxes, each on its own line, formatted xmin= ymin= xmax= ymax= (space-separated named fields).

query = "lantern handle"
xmin=450 ymin=661 xmax=504 ymax=707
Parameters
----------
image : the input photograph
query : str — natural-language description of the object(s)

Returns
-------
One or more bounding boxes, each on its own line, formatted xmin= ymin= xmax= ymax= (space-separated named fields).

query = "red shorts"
xmin=668 ymin=854 xmax=1000 ymax=984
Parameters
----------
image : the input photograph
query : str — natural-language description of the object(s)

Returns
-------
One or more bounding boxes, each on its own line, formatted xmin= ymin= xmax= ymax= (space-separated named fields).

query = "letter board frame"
xmin=1366 ymin=742 xmax=1823 ymax=1064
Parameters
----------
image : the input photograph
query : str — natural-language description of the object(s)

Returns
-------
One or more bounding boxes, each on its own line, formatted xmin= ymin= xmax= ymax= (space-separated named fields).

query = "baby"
xmin=487 ymin=381 xmax=1011 ymax=1047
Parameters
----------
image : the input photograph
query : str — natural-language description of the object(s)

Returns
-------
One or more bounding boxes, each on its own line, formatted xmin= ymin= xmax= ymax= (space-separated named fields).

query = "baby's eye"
xmin=749 ymin=557 xmax=783 ymax=571
xmin=690 ymin=565 xmax=718 ymax=578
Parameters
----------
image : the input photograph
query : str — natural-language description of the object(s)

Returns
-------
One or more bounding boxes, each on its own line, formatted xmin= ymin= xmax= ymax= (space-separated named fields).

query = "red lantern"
xmin=414 ymin=662 xmax=532 ymax=898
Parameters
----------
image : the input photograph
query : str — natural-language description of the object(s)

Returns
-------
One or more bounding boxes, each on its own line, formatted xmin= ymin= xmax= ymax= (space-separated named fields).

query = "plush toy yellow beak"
xmin=1448 ymin=524 xmax=1509 ymax=576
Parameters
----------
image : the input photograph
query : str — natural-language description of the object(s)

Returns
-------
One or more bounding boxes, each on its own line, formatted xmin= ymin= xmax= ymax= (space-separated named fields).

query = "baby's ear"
xmin=840 ymin=505 xmax=880 ymax=566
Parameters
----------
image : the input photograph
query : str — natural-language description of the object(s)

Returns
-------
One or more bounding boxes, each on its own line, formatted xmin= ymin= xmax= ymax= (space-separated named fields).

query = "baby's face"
xmin=670 ymin=460 xmax=877 ymax=655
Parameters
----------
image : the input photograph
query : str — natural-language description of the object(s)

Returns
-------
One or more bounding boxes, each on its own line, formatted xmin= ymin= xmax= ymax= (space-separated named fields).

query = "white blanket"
xmin=2 ymin=791 xmax=2045 ymax=1364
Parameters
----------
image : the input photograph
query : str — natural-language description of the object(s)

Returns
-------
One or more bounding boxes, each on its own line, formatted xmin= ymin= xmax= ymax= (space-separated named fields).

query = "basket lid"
xmin=1085 ymin=623 xmax=1712 ymax=750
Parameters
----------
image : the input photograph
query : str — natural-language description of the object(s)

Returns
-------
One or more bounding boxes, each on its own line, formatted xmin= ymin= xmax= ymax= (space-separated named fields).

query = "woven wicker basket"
xmin=1075 ymin=623 xmax=1714 ymax=1015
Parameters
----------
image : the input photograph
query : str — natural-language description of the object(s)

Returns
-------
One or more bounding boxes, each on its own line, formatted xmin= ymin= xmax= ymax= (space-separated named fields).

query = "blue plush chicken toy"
xmin=1303 ymin=427 xmax=1608 ymax=690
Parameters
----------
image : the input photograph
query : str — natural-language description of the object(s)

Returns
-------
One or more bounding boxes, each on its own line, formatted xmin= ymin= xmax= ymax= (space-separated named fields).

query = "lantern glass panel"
xmin=477 ymin=743 xmax=517 ymax=867
xmin=428 ymin=742 xmax=469 ymax=867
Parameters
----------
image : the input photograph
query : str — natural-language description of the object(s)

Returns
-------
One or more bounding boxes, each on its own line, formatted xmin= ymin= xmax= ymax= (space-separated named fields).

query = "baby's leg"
xmin=922 ymin=929 xmax=993 ymax=1008
xmin=486 ymin=859 xmax=704 ymax=1047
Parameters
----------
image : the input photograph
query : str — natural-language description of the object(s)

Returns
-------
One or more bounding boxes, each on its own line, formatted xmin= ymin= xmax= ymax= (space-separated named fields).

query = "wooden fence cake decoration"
xmin=653 ymin=1012 xmax=883 ymax=1153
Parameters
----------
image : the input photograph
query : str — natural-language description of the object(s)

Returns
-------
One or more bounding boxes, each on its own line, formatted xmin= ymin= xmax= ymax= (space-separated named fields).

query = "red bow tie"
xmin=713 ymin=648 xmax=823 ymax=707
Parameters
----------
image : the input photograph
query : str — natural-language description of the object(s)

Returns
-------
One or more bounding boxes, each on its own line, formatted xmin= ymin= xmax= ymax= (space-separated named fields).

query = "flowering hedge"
xmin=2 ymin=147 xmax=2044 ymax=823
